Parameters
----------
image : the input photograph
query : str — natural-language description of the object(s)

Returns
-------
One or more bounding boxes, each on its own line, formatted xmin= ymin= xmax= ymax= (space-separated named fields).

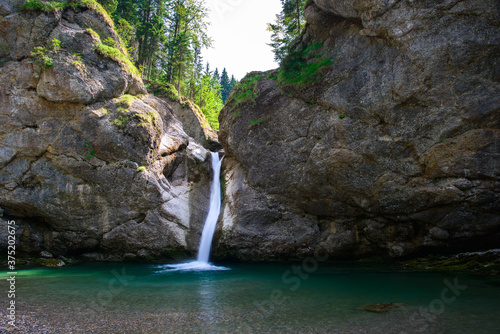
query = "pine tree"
xmin=213 ymin=68 xmax=220 ymax=82
xmin=220 ymin=68 xmax=230 ymax=103
xmin=268 ymin=0 xmax=307 ymax=63
xmin=108 ymin=0 xmax=229 ymax=130
xmin=229 ymin=75 xmax=237 ymax=91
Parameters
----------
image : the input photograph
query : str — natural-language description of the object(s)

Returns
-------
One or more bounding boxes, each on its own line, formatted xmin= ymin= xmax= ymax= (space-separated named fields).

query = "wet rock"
xmin=34 ymin=258 xmax=66 ymax=267
xmin=40 ymin=251 xmax=53 ymax=258
xmin=404 ymin=249 xmax=500 ymax=275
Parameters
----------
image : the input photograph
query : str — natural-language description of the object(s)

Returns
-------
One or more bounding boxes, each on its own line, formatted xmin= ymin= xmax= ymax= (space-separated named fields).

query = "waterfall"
xmin=162 ymin=152 xmax=228 ymax=271
xmin=197 ymin=152 xmax=223 ymax=263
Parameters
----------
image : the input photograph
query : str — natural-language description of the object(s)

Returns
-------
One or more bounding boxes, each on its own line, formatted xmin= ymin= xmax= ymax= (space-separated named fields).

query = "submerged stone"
xmin=361 ymin=303 xmax=405 ymax=314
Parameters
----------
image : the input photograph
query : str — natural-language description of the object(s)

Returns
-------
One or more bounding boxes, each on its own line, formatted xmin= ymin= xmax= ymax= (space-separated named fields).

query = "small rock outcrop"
xmin=216 ymin=0 xmax=500 ymax=261
xmin=0 ymin=0 xmax=215 ymax=260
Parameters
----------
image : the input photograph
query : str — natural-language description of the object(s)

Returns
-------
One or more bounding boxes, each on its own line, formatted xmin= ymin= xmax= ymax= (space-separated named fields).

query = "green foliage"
xmin=267 ymin=0 xmax=307 ymax=63
xmin=95 ymin=42 xmax=140 ymax=79
xmin=67 ymin=0 xmax=115 ymax=29
xmin=229 ymin=74 xmax=262 ymax=108
xmin=199 ymin=73 xmax=223 ymax=130
xmin=404 ymin=253 xmax=500 ymax=275
xmin=233 ymin=110 xmax=242 ymax=119
xmin=103 ymin=37 xmax=118 ymax=48
xmin=83 ymin=140 xmax=96 ymax=159
xmin=85 ymin=28 xmax=101 ymax=41
xmin=111 ymin=116 xmax=127 ymax=127
xmin=20 ymin=0 xmax=66 ymax=12
xmin=137 ymin=111 xmax=158 ymax=127
xmin=71 ymin=59 xmax=86 ymax=73
xmin=115 ymin=18 xmax=135 ymax=56
xmin=115 ymin=94 xmax=136 ymax=108
xmin=137 ymin=166 xmax=146 ymax=172
xmin=277 ymin=42 xmax=333 ymax=88
xmin=31 ymin=46 xmax=53 ymax=68
xmin=30 ymin=39 xmax=61 ymax=69
xmin=96 ymin=0 xmax=117 ymax=14
xmin=51 ymin=38 xmax=61 ymax=52
xmin=248 ymin=119 xmax=264 ymax=129
xmin=71 ymin=53 xmax=87 ymax=75
xmin=193 ymin=63 xmax=224 ymax=130
xmin=20 ymin=0 xmax=115 ymax=31
xmin=146 ymin=81 xmax=180 ymax=102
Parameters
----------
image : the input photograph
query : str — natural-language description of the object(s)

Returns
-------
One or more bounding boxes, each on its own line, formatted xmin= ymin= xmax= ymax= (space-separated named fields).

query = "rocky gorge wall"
xmin=0 ymin=0 xmax=215 ymax=260
xmin=215 ymin=0 xmax=500 ymax=261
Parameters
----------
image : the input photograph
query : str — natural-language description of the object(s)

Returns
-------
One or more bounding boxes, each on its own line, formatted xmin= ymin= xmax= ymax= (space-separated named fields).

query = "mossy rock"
xmin=34 ymin=258 xmax=66 ymax=267
xmin=403 ymin=250 xmax=500 ymax=276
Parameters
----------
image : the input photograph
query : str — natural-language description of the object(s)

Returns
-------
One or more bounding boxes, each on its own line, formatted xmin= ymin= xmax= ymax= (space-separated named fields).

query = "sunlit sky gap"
xmin=203 ymin=0 xmax=283 ymax=80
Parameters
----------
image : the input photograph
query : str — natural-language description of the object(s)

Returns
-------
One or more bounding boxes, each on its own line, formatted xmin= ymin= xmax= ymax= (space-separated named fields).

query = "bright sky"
xmin=203 ymin=0 xmax=283 ymax=80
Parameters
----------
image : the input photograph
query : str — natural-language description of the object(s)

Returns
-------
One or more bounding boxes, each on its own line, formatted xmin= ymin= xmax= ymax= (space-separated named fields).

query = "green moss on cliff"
xmin=95 ymin=42 xmax=140 ymax=79
xmin=30 ymin=38 xmax=61 ymax=69
xmin=20 ymin=0 xmax=66 ymax=12
xmin=277 ymin=42 xmax=333 ymax=89
xmin=227 ymin=73 xmax=262 ymax=117
xmin=404 ymin=251 xmax=500 ymax=276
xmin=146 ymin=81 xmax=180 ymax=102
xmin=21 ymin=0 xmax=113 ymax=29
xmin=115 ymin=94 xmax=137 ymax=108
xmin=67 ymin=0 xmax=115 ymax=29
xmin=22 ymin=1 xmax=133 ymax=68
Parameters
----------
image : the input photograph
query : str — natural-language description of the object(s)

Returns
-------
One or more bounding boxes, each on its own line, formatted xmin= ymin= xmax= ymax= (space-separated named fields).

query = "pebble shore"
xmin=0 ymin=301 xmax=454 ymax=334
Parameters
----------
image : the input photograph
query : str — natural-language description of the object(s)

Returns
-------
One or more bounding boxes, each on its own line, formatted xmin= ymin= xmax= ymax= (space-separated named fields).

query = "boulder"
xmin=215 ymin=0 xmax=500 ymax=261
xmin=0 ymin=1 xmax=213 ymax=260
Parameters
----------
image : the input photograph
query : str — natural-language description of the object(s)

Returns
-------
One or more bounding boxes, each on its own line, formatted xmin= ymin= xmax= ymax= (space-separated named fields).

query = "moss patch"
xmin=403 ymin=251 xmax=500 ymax=276
xmin=20 ymin=0 xmax=66 ymax=12
xmin=67 ymin=0 xmax=115 ymax=30
xmin=227 ymin=73 xmax=262 ymax=115
xmin=106 ymin=95 xmax=158 ymax=130
xmin=248 ymin=119 xmax=264 ymax=129
xmin=95 ymin=42 xmax=140 ymax=79
xmin=115 ymin=94 xmax=137 ymax=108
xmin=277 ymin=42 xmax=334 ymax=89
xmin=146 ymin=81 xmax=180 ymax=102
xmin=85 ymin=28 xmax=101 ymax=41
xmin=22 ymin=1 xmax=131 ymax=63
xmin=34 ymin=258 xmax=66 ymax=267
xmin=30 ymin=38 xmax=61 ymax=69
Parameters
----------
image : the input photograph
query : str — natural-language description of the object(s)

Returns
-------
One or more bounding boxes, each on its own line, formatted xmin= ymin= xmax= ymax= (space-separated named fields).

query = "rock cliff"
xmin=216 ymin=0 xmax=500 ymax=260
xmin=0 ymin=0 xmax=214 ymax=260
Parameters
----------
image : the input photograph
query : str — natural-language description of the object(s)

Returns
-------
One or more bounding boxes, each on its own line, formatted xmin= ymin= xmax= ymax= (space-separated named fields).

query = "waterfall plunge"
xmin=163 ymin=152 xmax=228 ymax=272
xmin=197 ymin=152 xmax=223 ymax=263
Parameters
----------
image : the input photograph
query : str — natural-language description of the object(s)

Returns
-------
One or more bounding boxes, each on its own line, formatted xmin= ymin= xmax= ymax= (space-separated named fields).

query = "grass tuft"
xmin=146 ymin=81 xmax=180 ymax=102
xmin=20 ymin=0 xmax=66 ymax=12
xmin=228 ymin=73 xmax=262 ymax=110
xmin=248 ymin=119 xmax=264 ymax=129
xmin=277 ymin=42 xmax=334 ymax=89
xmin=95 ymin=42 xmax=140 ymax=79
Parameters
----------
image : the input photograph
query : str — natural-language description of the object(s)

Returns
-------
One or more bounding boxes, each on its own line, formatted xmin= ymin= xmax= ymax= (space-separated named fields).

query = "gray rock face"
xmin=216 ymin=0 xmax=500 ymax=260
xmin=168 ymin=99 xmax=222 ymax=151
xmin=0 ymin=2 xmax=213 ymax=260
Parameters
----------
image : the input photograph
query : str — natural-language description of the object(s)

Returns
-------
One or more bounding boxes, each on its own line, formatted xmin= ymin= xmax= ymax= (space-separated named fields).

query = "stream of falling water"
xmin=164 ymin=152 xmax=228 ymax=271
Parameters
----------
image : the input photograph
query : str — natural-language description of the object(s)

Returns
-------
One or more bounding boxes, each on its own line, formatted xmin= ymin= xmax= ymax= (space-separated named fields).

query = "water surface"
xmin=1 ymin=262 xmax=499 ymax=333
